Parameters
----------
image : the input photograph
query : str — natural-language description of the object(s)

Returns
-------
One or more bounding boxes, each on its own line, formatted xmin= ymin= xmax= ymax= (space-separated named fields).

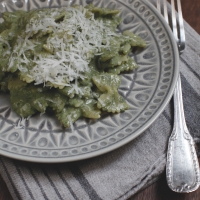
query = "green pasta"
xmin=0 ymin=4 xmax=146 ymax=128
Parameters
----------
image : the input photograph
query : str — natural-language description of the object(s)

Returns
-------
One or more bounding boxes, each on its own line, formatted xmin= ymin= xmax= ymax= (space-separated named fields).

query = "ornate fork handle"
xmin=166 ymin=75 xmax=200 ymax=193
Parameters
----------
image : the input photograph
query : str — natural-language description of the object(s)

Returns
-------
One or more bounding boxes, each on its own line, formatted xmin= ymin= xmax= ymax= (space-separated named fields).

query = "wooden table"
xmin=0 ymin=1 xmax=200 ymax=200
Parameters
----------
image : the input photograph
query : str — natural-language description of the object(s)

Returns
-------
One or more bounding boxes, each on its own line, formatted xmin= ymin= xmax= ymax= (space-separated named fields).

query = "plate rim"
xmin=0 ymin=0 xmax=179 ymax=163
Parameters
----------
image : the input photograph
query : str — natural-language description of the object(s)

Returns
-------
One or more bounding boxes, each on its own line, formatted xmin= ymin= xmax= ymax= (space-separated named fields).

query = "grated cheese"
xmin=8 ymin=6 xmax=118 ymax=94
xmin=13 ymin=117 xmax=26 ymax=129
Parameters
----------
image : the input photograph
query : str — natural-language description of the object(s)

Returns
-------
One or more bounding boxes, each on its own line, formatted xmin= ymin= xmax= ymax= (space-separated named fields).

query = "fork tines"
xmin=156 ymin=0 xmax=185 ymax=53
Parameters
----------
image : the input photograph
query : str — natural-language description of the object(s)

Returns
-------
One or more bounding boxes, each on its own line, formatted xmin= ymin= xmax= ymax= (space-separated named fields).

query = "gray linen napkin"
xmin=0 ymin=1 xmax=200 ymax=200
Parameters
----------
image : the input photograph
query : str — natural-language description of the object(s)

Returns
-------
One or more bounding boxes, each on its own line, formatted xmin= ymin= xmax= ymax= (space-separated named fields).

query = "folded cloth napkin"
xmin=0 ymin=1 xmax=200 ymax=200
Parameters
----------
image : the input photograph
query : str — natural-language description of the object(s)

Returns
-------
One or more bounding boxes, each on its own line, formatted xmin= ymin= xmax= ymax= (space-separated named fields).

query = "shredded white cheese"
xmin=13 ymin=117 xmax=26 ymax=129
xmin=8 ymin=6 xmax=117 ymax=94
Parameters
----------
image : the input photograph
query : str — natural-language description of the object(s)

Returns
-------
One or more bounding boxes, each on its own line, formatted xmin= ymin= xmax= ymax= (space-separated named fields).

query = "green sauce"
xmin=0 ymin=4 xmax=146 ymax=128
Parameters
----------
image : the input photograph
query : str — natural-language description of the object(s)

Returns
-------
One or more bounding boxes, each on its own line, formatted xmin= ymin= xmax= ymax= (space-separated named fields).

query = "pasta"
xmin=0 ymin=4 xmax=146 ymax=128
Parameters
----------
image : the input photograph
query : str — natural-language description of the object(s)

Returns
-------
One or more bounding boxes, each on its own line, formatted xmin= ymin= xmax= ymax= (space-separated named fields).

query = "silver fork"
xmin=156 ymin=0 xmax=200 ymax=193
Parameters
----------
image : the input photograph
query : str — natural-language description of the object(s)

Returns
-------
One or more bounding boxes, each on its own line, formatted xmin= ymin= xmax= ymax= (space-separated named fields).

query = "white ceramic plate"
xmin=0 ymin=0 xmax=179 ymax=162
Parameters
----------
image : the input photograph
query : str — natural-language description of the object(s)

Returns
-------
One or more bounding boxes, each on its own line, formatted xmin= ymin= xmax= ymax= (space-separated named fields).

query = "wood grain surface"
xmin=0 ymin=0 xmax=199 ymax=200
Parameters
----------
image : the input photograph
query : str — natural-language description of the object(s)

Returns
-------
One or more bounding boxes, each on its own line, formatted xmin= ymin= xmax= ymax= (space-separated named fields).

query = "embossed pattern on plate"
xmin=0 ymin=0 xmax=179 ymax=162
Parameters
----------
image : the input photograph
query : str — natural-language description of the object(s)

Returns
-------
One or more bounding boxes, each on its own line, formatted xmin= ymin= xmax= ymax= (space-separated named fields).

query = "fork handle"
xmin=166 ymin=74 xmax=200 ymax=193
